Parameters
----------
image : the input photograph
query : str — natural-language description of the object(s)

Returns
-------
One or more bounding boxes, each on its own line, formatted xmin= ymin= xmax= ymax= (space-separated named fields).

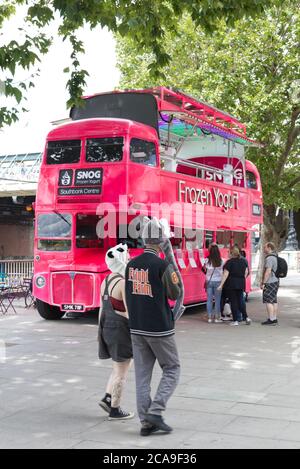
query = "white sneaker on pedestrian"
xmin=214 ymin=319 xmax=223 ymax=323
xmin=245 ymin=318 xmax=252 ymax=325
xmin=230 ymin=321 xmax=239 ymax=327
xmin=208 ymin=319 xmax=213 ymax=324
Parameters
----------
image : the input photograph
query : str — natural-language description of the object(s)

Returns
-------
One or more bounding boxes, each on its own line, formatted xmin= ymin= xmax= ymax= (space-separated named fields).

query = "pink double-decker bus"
xmin=33 ymin=87 xmax=263 ymax=320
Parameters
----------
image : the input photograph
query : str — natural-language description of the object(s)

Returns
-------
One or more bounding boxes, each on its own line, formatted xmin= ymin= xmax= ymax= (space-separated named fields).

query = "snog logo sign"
xmin=59 ymin=169 xmax=73 ymax=186
xmin=75 ymin=168 xmax=103 ymax=186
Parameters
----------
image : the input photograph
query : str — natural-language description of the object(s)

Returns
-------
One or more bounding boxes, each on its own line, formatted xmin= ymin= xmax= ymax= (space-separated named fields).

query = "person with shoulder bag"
xmin=203 ymin=243 xmax=224 ymax=324
xmin=98 ymin=243 xmax=134 ymax=421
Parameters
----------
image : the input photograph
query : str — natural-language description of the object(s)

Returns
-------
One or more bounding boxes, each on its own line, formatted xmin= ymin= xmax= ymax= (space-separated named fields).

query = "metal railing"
xmin=0 ymin=259 xmax=34 ymax=284
xmin=0 ymin=152 xmax=42 ymax=184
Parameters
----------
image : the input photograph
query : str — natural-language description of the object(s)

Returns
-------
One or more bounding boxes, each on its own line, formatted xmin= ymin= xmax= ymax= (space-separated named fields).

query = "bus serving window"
xmin=130 ymin=139 xmax=157 ymax=166
xmin=46 ymin=140 xmax=81 ymax=165
xmin=86 ymin=137 xmax=124 ymax=163
xmin=233 ymin=231 xmax=247 ymax=249
xmin=205 ymin=231 xmax=214 ymax=248
xmin=216 ymin=231 xmax=231 ymax=248
xmin=76 ymin=214 xmax=104 ymax=248
xmin=246 ymin=171 xmax=258 ymax=189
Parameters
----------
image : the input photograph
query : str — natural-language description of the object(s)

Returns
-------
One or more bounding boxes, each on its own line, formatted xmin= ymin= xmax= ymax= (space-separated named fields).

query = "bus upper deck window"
xmin=46 ymin=140 xmax=81 ymax=165
xmin=130 ymin=138 xmax=157 ymax=167
xmin=86 ymin=137 xmax=124 ymax=163
xmin=246 ymin=171 xmax=258 ymax=189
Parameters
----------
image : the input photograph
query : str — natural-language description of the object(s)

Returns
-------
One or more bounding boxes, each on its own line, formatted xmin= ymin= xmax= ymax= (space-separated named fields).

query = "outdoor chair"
xmin=0 ymin=287 xmax=18 ymax=315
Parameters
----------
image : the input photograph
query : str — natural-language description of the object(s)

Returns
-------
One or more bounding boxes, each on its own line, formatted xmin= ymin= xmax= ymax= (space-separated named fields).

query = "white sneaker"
xmin=245 ymin=318 xmax=252 ymax=325
xmin=208 ymin=319 xmax=213 ymax=324
xmin=230 ymin=321 xmax=239 ymax=326
xmin=221 ymin=316 xmax=232 ymax=322
xmin=214 ymin=319 xmax=223 ymax=323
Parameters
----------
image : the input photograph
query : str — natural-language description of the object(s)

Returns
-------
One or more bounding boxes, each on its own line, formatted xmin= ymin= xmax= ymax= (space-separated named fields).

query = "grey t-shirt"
xmin=264 ymin=255 xmax=278 ymax=284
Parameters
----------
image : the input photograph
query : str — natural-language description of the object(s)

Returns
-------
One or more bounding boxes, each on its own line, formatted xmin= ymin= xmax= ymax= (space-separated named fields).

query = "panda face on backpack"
xmin=105 ymin=244 xmax=128 ymax=275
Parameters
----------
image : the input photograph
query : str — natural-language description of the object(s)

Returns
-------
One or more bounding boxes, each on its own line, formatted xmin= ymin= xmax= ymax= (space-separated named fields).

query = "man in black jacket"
xmin=125 ymin=220 xmax=182 ymax=436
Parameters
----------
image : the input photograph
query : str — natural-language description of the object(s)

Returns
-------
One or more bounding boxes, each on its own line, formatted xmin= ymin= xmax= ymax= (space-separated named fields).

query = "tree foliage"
xmin=116 ymin=2 xmax=300 ymax=247
xmin=0 ymin=0 xmax=279 ymax=127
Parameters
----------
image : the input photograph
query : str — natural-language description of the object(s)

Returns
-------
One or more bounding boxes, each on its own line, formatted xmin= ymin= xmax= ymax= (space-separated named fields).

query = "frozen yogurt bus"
xmin=33 ymin=87 xmax=263 ymax=319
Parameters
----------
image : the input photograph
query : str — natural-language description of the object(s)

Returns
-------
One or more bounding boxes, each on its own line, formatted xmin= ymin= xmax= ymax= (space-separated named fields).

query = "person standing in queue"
xmin=98 ymin=244 xmax=134 ymax=421
xmin=125 ymin=219 xmax=182 ymax=436
xmin=202 ymin=243 xmax=224 ymax=324
xmin=218 ymin=246 xmax=252 ymax=327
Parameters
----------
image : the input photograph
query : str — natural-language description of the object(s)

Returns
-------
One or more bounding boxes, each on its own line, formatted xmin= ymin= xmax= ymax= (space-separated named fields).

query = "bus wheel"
xmin=36 ymin=299 xmax=64 ymax=320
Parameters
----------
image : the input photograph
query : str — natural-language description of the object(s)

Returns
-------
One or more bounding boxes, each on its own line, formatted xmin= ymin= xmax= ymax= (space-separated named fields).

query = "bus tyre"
xmin=36 ymin=299 xmax=64 ymax=320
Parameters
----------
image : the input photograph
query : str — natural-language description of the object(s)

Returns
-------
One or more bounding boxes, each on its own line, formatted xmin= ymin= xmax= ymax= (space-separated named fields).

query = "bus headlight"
xmin=36 ymin=276 xmax=46 ymax=288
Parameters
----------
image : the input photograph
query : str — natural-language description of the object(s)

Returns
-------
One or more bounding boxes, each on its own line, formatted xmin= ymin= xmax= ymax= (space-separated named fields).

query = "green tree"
xmin=1 ymin=0 xmax=279 ymax=127
xmin=117 ymin=3 xmax=300 ymax=249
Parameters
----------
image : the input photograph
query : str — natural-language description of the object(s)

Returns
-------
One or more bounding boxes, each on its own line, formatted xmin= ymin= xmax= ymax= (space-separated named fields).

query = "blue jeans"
xmin=207 ymin=281 xmax=222 ymax=319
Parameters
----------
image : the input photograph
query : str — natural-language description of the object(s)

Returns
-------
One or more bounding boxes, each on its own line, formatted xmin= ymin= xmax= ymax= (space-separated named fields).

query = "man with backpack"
xmin=260 ymin=242 xmax=288 ymax=326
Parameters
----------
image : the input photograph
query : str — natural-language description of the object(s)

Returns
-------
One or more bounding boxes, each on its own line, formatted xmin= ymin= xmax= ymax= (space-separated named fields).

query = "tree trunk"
xmin=263 ymin=205 xmax=289 ymax=251
xmin=254 ymin=205 xmax=289 ymax=287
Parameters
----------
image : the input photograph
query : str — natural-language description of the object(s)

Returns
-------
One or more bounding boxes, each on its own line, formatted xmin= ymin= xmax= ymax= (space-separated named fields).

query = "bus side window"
xmin=170 ymin=226 xmax=183 ymax=249
xmin=246 ymin=171 xmax=258 ymax=189
xmin=216 ymin=231 xmax=231 ymax=248
xmin=130 ymin=138 xmax=157 ymax=167
xmin=184 ymin=229 xmax=204 ymax=250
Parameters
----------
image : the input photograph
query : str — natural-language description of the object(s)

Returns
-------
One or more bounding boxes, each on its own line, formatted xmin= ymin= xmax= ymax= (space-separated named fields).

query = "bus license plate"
xmin=61 ymin=304 xmax=84 ymax=312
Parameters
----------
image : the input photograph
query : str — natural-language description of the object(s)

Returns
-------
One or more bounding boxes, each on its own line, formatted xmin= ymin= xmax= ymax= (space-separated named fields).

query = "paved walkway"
xmin=0 ymin=272 xmax=300 ymax=449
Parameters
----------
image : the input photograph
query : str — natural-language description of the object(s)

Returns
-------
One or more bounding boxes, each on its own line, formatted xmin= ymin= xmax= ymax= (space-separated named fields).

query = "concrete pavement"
xmin=0 ymin=272 xmax=300 ymax=449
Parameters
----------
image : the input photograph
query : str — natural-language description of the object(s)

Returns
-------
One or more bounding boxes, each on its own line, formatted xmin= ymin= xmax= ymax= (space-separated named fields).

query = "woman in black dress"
xmin=218 ymin=246 xmax=251 ymax=327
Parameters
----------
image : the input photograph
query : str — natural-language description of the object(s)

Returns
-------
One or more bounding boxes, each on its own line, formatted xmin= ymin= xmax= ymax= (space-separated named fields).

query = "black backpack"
xmin=267 ymin=254 xmax=288 ymax=279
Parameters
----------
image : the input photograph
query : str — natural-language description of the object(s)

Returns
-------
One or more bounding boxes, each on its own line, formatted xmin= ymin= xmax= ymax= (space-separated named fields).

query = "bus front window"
xmin=46 ymin=140 xmax=81 ymax=165
xmin=86 ymin=137 xmax=124 ymax=162
xmin=37 ymin=213 xmax=72 ymax=251
xmin=76 ymin=214 xmax=104 ymax=248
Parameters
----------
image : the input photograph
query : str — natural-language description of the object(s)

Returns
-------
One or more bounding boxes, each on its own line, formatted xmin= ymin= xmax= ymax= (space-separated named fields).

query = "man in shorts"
xmin=261 ymin=242 xmax=280 ymax=326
